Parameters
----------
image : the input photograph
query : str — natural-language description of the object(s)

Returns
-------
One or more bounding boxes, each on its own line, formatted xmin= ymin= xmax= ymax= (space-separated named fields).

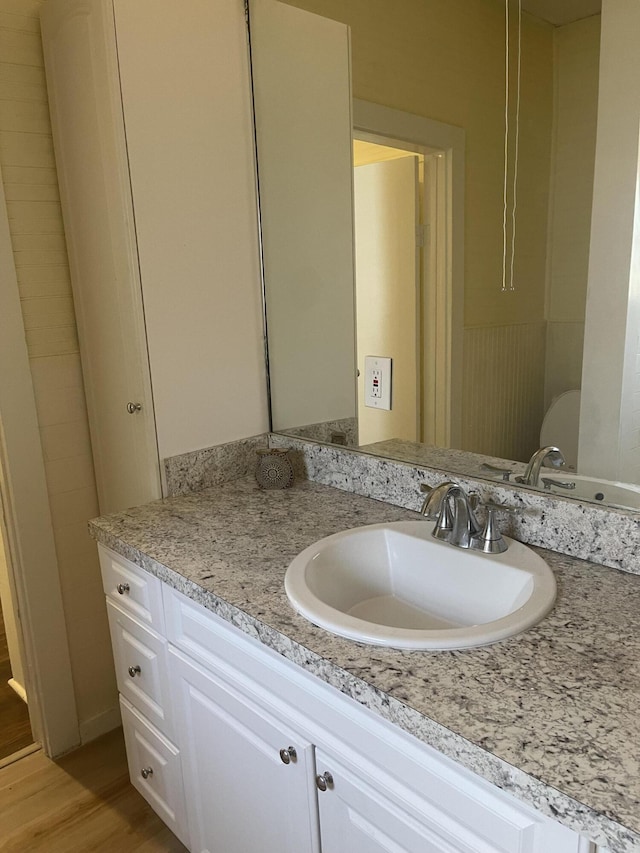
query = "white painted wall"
xmin=0 ymin=521 xmax=25 ymax=697
xmin=0 ymin=164 xmax=79 ymax=756
xmin=579 ymin=0 xmax=640 ymax=482
xmin=1 ymin=0 xmax=114 ymax=747
xmin=354 ymin=155 xmax=419 ymax=445
xmin=544 ymin=15 xmax=600 ymax=409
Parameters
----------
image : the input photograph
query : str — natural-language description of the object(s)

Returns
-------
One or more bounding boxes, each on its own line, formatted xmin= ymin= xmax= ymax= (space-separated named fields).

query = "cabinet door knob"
xmin=116 ymin=583 xmax=130 ymax=595
xmin=126 ymin=402 xmax=142 ymax=414
xmin=279 ymin=746 xmax=297 ymax=765
xmin=141 ymin=766 xmax=153 ymax=780
xmin=128 ymin=665 xmax=141 ymax=678
xmin=315 ymin=771 xmax=334 ymax=792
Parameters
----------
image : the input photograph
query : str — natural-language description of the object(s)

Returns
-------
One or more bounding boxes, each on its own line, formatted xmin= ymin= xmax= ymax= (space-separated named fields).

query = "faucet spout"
xmin=420 ymin=481 xmax=456 ymax=518
xmin=518 ymin=446 xmax=566 ymax=488
xmin=420 ymin=482 xmax=456 ymax=540
xmin=419 ymin=482 xmax=481 ymax=548
xmin=446 ymin=486 xmax=482 ymax=548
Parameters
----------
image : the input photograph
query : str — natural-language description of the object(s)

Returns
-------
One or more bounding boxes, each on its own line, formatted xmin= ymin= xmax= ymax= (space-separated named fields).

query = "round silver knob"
xmin=279 ymin=746 xmax=297 ymax=765
xmin=126 ymin=402 xmax=142 ymax=414
xmin=117 ymin=583 xmax=130 ymax=595
xmin=128 ymin=665 xmax=141 ymax=678
xmin=315 ymin=771 xmax=334 ymax=792
xmin=141 ymin=767 xmax=153 ymax=780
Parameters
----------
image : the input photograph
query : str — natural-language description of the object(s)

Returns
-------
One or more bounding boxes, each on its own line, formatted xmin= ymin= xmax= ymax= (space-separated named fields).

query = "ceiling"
xmin=521 ymin=0 xmax=601 ymax=26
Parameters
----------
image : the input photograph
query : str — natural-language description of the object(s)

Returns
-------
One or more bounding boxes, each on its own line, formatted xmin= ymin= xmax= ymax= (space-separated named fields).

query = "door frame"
xmin=352 ymin=100 xmax=465 ymax=448
xmin=0 ymin=168 xmax=80 ymax=758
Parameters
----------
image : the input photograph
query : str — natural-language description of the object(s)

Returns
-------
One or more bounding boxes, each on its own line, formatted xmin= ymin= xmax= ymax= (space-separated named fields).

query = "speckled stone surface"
xmin=90 ymin=477 xmax=640 ymax=852
xmin=360 ymin=437 xmax=527 ymax=479
xmin=279 ymin=417 xmax=358 ymax=446
xmin=164 ymin=434 xmax=268 ymax=496
xmin=270 ymin=435 xmax=640 ymax=577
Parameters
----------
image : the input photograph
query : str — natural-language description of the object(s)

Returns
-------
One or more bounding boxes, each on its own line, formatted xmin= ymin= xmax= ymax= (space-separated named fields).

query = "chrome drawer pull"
xmin=315 ymin=771 xmax=334 ymax=792
xmin=141 ymin=766 xmax=153 ymax=780
xmin=128 ymin=665 xmax=141 ymax=678
xmin=279 ymin=746 xmax=297 ymax=765
xmin=117 ymin=583 xmax=130 ymax=595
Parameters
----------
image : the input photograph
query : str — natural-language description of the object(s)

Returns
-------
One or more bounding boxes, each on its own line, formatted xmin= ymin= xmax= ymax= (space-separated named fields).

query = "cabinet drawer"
xmin=120 ymin=696 xmax=189 ymax=848
xmin=99 ymin=544 xmax=165 ymax=632
xmin=107 ymin=600 xmax=174 ymax=739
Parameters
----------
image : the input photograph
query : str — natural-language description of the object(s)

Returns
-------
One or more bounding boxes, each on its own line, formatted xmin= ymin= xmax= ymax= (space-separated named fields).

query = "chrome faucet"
xmin=420 ymin=482 xmax=482 ymax=548
xmin=516 ymin=446 xmax=566 ymax=488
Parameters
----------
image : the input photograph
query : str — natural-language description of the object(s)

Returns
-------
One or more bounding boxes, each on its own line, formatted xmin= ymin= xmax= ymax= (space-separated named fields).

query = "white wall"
xmin=354 ymin=155 xmax=419 ymax=446
xmin=0 ymin=0 xmax=116 ymax=740
xmin=544 ymin=15 xmax=600 ymax=409
xmin=579 ymin=0 xmax=640 ymax=482
xmin=0 ymin=522 xmax=25 ymax=695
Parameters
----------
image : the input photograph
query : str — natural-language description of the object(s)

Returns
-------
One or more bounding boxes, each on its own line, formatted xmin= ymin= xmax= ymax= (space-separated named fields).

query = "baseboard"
xmin=79 ymin=704 xmax=122 ymax=745
xmin=8 ymin=677 xmax=28 ymax=703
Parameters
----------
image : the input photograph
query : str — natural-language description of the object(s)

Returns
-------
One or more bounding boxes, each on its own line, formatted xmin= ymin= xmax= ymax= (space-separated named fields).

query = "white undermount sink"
xmin=284 ymin=521 xmax=556 ymax=650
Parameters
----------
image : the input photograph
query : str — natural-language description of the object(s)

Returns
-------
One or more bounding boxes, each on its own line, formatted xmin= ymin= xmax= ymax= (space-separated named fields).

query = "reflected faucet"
xmin=517 ymin=446 xmax=566 ymax=488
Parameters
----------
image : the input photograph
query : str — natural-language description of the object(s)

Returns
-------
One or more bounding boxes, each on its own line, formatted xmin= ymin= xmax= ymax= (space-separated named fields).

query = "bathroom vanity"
xmin=91 ymin=477 xmax=640 ymax=853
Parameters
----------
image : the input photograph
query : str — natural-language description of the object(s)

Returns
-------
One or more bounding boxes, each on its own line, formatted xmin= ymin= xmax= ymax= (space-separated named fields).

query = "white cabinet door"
xmin=169 ymin=647 xmax=321 ymax=853
xmin=250 ymin=0 xmax=356 ymax=432
xmin=40 ymin=0 xmax=162 ymax=514
xmin=315 ymin=749 xmax=472 ymax=853
xmin=314 ymin=749 xmax=588 ymax=853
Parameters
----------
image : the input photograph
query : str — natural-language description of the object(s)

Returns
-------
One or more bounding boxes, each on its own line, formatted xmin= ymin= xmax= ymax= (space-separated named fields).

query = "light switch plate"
xmin=364 ymin=356 xmax=392 ymax=410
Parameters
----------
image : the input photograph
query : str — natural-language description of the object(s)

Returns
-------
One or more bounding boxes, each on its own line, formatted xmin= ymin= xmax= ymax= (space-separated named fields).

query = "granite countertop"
xmin=358 ymin=437 xmax=527 ymax=481
xmin=90 ymin=477 xmax=640 ymax=852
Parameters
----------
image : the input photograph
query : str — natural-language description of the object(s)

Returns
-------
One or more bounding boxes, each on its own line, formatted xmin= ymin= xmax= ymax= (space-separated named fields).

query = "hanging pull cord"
xmin=502 ymin=0 xmax=522 ymax=293
xmin=509 ymin=0 xmax=521 ymax=292
xmin=502 ymin=0 xmax=510 ymax=293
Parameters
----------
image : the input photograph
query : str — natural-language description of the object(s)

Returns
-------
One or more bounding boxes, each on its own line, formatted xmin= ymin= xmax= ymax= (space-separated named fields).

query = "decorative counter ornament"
xmin=255 ymin=448 xmax=294 ymax=490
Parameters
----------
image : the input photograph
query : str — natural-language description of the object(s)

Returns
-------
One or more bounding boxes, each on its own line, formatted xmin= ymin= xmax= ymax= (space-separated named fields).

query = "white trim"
xmin=0 ymin=165 xmax=80 ymax=757
xmin=8 ymin=678 xmax=28 ymax=704
xmin=352 ymin=100 xmax=465 ymax=448
xmin=79 ymin=703 xmax=122 ymax=745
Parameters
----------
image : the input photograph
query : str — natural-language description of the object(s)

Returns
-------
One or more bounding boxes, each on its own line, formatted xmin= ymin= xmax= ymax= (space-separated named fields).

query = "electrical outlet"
xmin=364 ymin=356 xmax=392 ymax=410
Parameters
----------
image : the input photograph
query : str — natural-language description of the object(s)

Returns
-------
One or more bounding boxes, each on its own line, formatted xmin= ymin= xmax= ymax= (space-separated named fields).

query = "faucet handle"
xmin=483 ymin=501 xmax=518 ymax=515
xmin=472 ymin=505 xmax=508 ymax=553
xmin=472 ymin=502 xmax=519 ymax=554
xmin=541 ymin=477 xmax=576 ymax=491
xmin=432 ymin=498 xmax=454 ymax=539
xmin=468 ymin=491 xmax=481 ymax=511
xmin=480 ymin=463 xmax=513 ymax=481
xmin=419 ymin=483 xmax=433 ymax=494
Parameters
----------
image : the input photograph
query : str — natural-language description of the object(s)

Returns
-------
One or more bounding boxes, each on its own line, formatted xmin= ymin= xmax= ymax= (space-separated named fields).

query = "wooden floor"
xmin=0 ymin=728 xmax=188 ymax=852
xmin=0 ymin=602 xmax=33 ymax=761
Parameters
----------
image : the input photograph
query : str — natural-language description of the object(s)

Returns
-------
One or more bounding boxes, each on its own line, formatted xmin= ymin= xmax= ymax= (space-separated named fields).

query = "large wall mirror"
xmin=249 ymin=0 xmax=640 ymax=512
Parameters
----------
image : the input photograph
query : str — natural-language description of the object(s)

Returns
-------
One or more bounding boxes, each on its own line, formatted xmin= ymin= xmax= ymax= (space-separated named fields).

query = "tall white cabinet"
xmin=41 ymin=0 xmax=268 ymax=513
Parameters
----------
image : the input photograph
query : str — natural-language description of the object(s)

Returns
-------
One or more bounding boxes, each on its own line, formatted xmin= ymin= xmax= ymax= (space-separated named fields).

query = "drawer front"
xmin=99 ymin=544 xmax=165 ymax=632
xmin=107 ymin=600 xmax=174 ymax=739
xmin=120 ymin=696 xmax=189 ymax=848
